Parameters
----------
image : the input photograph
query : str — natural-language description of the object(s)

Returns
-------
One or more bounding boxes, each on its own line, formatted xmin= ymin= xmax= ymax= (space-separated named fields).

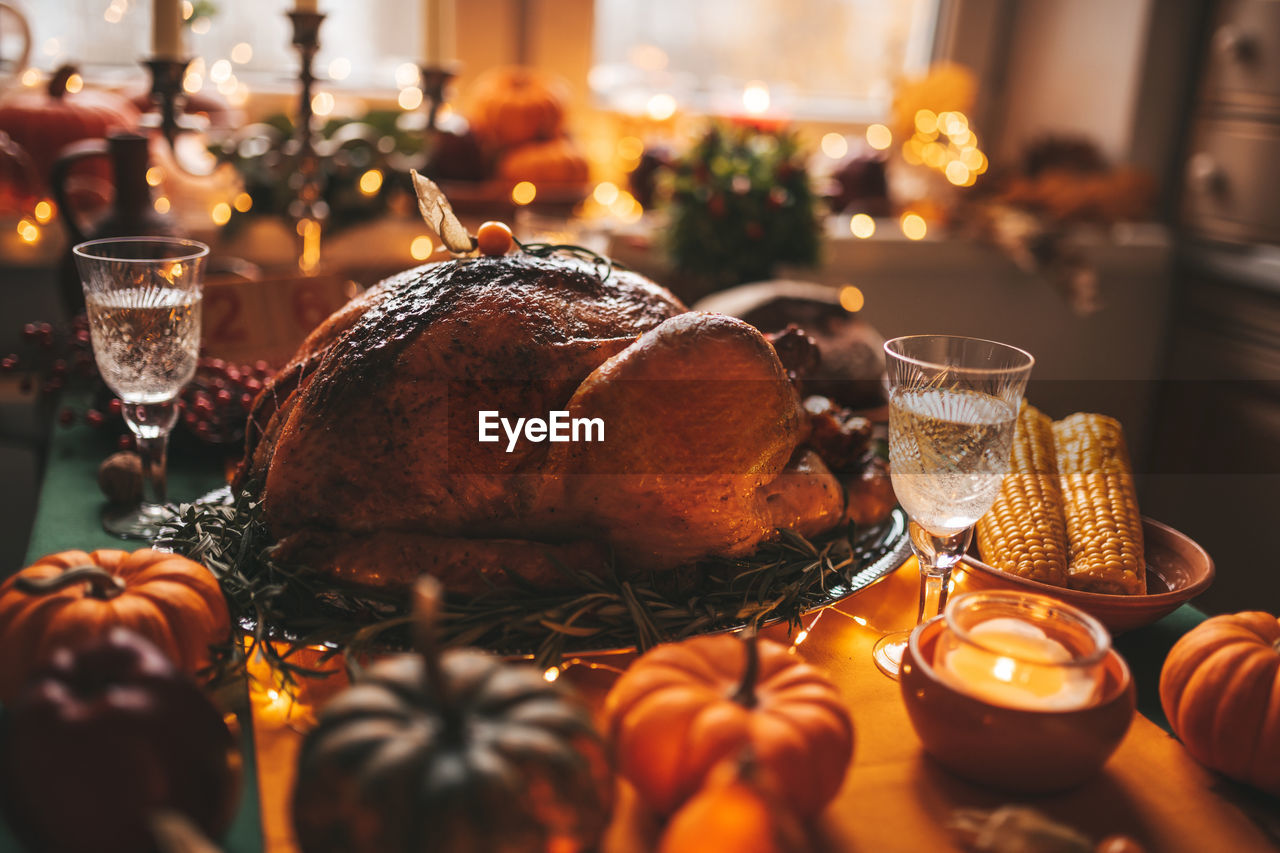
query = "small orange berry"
xmin=476 ymin=221 xmax=513 ymax=256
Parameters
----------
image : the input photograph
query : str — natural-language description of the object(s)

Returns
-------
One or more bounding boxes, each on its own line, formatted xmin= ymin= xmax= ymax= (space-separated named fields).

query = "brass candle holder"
xmin=419 ymin=63 xmax=458 ymax=133
xmin=142 ymin=57 xmax=193 ymax=150
xmin=286 ymin=10 xmax=327 ymax=273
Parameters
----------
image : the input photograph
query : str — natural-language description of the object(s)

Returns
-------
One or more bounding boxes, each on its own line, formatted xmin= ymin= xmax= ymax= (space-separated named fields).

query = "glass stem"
xmin=122 ymin=401 xmax=178 ymax=507
xmin=909 ymin=520 xmax=973 ymax=624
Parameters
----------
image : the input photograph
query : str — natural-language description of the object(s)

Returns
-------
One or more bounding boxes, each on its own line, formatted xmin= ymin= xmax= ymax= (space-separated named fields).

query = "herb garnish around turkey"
xmin=161 ymin=491 xmax=906 ymax=681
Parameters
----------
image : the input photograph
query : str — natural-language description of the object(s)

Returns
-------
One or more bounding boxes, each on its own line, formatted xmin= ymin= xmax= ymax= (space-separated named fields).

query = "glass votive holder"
xmin=932 ymin=590 xmax=1111 ymax=712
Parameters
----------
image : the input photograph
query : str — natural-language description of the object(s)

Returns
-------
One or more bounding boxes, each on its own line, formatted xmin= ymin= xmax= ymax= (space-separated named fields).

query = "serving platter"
xmin=163 ymin=487 xmax=912 ymax=667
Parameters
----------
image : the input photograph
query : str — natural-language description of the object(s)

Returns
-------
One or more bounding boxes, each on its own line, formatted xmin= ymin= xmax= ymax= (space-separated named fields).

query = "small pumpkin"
xmin=603 ymin=631 xmax=854 ymax=817
xmin=497 ymin=137 xmax=590 ymax=186
xmin=0 ymin=64 xmax=139 ymax=190
xmin=292 ymin=577 xmax=613 ymax=853
xmin=1159 ymin=610 xmax=1280 ymax=796
xmin=0 ymin=548 xmax=230 ymax=701
xmin=466 ymin=65 xmax=569 ymax=151
xmin=658 ymin=750 xmax=808 ymax=853
xmin=0 ymin=628 xmax=239 ymax=853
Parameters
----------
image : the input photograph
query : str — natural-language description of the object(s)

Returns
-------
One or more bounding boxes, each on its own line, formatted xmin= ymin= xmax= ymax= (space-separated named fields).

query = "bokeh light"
xmin=398 ymin=87 xmax=423 ymax=110
xmin=839 ymin=285 xmax=865 ymax=312
xmin=742 ymin=81 xmax=770 ymax=115
xmin=359 ymin=169 xmax=383 ymax=195
xmin=901 ymin=213 xmax=927 ymax=240
xmin=410 ymin=235 xmax=433 ymax=260
xmin=821 ymin=133 xmax=849 ymax=160
xmin=865 ymin=124 xmax=892 ymax=151
xmin=849 ymin=213 xmax=875 ymax=239
xmin=646 ymin=93 xmax=677 ymax=121
xmin=512 ymin=181 xmax=537 ymax=205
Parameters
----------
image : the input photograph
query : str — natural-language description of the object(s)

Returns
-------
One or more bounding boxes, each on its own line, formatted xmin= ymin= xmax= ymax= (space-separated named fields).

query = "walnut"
xmin=98 ymin=452 xmax=143 ymax=506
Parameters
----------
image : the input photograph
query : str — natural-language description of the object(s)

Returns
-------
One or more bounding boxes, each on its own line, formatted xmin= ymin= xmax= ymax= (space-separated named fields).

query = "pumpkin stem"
xmin=15 ymin=565 xmax=126 ymax=600
xmin=730 ymin=626 xmax=761 ymax=708
xmin=413 ymin=576 xmax=463 ymax=735
xmin=47 ymin=65 xmax=79 ymax=100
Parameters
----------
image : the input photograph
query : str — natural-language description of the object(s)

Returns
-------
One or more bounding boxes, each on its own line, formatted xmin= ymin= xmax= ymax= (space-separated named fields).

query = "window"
xmin=20 ymin=0 xmax=424 ymax=92
xmin=590 ymin=0 xmax=940 ymax=122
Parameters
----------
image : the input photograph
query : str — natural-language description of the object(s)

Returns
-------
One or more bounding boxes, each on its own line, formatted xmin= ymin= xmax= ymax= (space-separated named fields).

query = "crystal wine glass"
xmin=74 ymin=237 xmax=208 ymax=540
xmin=872 ymin=335 xmax=1033 ymax=679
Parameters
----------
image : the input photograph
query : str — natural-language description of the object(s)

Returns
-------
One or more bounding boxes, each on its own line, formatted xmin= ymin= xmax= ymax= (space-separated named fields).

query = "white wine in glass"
xmin=873 ymin=335 xmax=1033 ymax=679
xmin=75 ymin=237 xmax=209 ymax=540
xmin=888 ymin=387 xmax=1016 ymax=534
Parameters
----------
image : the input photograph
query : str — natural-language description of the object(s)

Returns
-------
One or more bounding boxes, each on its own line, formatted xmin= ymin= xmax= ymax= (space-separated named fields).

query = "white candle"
xmin=936 ymin=617 xmax=1101 ymax=711
xmin=422 ymin=0 xmax=456 ymax=65
xmin=294 ymin=0 xmax=317 ymax=12
xmin=151 ymin=0 xmax=183 ymax=60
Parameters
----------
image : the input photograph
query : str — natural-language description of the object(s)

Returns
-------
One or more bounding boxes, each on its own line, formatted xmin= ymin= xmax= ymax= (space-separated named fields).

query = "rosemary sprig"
xmin=162 ymin=491 xmax=905 ymax=678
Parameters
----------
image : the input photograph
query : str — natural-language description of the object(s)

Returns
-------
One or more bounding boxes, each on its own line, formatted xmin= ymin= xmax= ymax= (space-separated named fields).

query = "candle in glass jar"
xmin=152 ymin=0 xmax=183 ymax=60
xmin=936 ymin=617 xmax=1101 ymax=711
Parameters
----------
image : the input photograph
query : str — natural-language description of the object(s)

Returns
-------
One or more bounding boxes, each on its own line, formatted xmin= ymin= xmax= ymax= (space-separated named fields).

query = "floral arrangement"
xmin=663 ymin=124 xmax=820 ymax=292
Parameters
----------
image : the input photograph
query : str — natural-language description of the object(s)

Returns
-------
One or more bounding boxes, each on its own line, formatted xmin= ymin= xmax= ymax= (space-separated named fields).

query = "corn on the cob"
xmin=977 ymin=402 xmax=1069 ymax=586
xmin=1053 ymin=413 xmax=1146 ymax=595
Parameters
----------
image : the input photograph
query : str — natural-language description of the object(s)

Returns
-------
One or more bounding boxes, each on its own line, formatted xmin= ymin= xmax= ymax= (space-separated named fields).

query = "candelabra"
xmin=287 ymin=10 xmax=327 ymax=273
xmin=142 ymin=57 xmax=193 ymax=152
xmin=419 ymin=64 xmax=458 ymax=133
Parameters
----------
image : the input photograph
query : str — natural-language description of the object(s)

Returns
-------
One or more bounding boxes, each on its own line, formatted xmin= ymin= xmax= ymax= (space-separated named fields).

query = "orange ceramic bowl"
xmin=960 ymin=517 xmax=1214 ymax=634
xmin=901 ymin=616 xmax=1135 ymax=793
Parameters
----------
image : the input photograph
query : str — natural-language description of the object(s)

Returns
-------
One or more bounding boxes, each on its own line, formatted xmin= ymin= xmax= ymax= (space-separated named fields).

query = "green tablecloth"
xmin=5 ymin=413 xmax=1211 ymax=853
xmin=4 ymin=418 xmax=261 ymax=853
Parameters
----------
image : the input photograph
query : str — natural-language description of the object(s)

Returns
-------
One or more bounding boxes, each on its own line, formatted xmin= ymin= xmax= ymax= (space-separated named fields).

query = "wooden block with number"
xmin=200 ymin=274 xmax=357 ymax=367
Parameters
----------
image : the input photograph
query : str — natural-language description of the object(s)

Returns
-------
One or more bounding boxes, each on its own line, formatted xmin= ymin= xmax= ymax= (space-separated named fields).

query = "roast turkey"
xmin=239 ymin=253 xmax=845 ymax=594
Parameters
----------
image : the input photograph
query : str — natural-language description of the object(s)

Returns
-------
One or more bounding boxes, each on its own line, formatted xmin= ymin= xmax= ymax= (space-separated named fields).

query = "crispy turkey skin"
xmin=240 ymin=254 xmax=843 ymax=594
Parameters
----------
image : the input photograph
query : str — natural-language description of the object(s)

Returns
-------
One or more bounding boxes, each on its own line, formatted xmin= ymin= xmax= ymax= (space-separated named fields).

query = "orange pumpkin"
xmin=0 ymin=64 xmax=139 ymax=194
xmin=1159 ymin=611 xmax=1280 ymax=796
xmin=658 ymin=751 xmax=807 ymax=853
xmin=497 ymin=137 xmax=589 ymax=186
xmin=603 ymin=632 xmax=853 ymax=817
xmin=466 ymin=65 xmax=568 ymax=150
xmin=0 ymin=549 xmax=230 ymax=701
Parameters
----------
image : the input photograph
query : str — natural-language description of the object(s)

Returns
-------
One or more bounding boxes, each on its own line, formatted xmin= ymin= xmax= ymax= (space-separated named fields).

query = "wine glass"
xmin=872 ymin=335 xmax=1033 ymax=679
xmin=73 ymin=237 xmax=209 ymax=540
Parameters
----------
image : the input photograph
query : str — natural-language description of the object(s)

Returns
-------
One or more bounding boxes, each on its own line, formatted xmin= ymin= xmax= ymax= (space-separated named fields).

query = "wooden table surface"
xmin=10 ymin=416 xmax=1279 ymax=853
xmin=249 ymin=561 xmax=1278 ymax=853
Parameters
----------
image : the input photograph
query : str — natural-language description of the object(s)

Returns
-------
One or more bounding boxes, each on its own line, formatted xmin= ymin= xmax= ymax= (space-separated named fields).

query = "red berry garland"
xmin=11 ymin=315 xmax=275 ymax=446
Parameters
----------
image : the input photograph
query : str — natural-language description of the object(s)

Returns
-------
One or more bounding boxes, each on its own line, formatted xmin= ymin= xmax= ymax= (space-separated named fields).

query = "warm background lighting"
xmin=410 ymin=235 xmax=433 ymax=260
xmin=865 ymin=124 xmax=893 ymax=150
xmin=849 ymin=214 xmax=875 ymax=239
xmin=398 ymin=87 xmax=424 ymax=110
xmin=593 ymin=181 xmax=620 ymax=206
xmin=901 ymin=213 xmax=928 ymax=240
xmin=311 ymin=92 xmax=335 ymax=117
xmin=646 ymin=93 xmax=677 ymax=121
xmin=511 ymin=181 xmax=537 ymax=205
xmin=742 ymin=81 xmax=771 ymax=115
xmin=359 ymin=169 xmax=384 ymax=196
xmin=821 ymin=133 xmax=849 ymax=160
xmin=839 ymin=285 xmax=865 ymax=312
